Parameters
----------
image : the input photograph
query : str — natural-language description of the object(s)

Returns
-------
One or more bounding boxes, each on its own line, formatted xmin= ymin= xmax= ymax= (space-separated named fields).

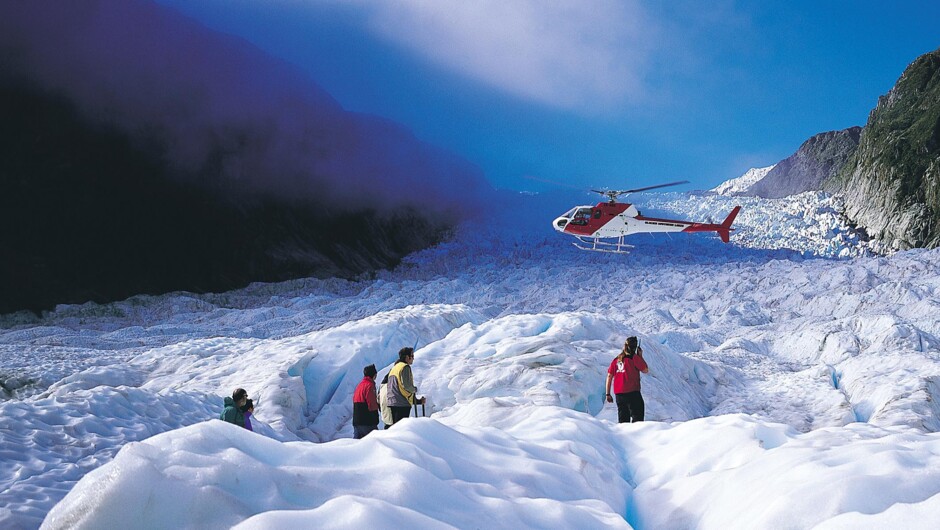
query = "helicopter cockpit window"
xmin=571 ymin=207 xmax=592 ymax=225
xmin=593 ymin=209 xmax=601 ymax=219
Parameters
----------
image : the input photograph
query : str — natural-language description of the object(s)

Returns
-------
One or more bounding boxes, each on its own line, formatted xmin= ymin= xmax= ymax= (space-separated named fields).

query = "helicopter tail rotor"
xmin=716 ymin=205 xmax=741 ymax=243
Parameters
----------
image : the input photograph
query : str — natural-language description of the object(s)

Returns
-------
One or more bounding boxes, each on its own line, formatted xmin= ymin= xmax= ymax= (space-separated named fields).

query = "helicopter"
xmin=552 ymin=180 xmax=741 ymax=253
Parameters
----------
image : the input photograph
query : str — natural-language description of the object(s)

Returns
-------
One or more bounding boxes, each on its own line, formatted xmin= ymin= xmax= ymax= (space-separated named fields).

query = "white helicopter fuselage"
xmin=553 ymin=201 xmax=740 ymax=251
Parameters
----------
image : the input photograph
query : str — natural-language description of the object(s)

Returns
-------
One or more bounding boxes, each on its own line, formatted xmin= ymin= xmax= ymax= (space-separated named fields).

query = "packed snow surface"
xmin=2 ymin=189 xmax=940 ymax=529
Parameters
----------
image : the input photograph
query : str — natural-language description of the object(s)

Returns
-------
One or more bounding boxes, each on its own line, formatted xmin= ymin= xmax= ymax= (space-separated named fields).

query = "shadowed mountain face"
xmin=0 ymin=84 xmax=457 ymax=314
xmin=0 ymin=0 xmax=490 ymax=314
xmin=746 ymin=127 xmax=861 ymax=199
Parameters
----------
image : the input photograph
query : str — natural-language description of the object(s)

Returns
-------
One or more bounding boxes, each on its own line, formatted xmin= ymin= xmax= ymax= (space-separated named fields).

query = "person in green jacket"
xmin=220 ymin=387 xmax=248 ymax=428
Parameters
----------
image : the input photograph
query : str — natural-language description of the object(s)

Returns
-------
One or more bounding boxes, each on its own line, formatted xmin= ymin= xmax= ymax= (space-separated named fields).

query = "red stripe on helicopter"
xmin=563 ymin=203 xmax=630 ymax=235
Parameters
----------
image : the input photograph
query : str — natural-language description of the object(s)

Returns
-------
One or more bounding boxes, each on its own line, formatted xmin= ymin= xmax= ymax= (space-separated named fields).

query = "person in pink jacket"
xmin=605 ymin=336 xmax=649 ymax=423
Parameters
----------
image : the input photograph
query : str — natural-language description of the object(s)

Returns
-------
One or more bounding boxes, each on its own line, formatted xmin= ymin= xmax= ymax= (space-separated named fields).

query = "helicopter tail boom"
xmin=679 ymin=206 xmax=741 ymax=242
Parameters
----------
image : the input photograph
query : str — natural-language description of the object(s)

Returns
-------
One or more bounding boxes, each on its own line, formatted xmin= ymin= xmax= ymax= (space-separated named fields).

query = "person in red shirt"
xmin=353 ymin=364 xmax=379 ymax=438
xmin=605 ymin=336 xmax=649 ymax=423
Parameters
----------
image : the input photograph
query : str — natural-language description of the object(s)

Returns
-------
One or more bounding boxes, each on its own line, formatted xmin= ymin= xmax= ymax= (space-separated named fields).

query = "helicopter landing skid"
xmin=573 ymin=236 xmax=634 ymax=254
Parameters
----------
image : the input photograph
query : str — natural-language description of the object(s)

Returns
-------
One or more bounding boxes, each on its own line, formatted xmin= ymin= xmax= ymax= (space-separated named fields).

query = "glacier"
xmin=2 ymin=187 xmax=939 ymax=529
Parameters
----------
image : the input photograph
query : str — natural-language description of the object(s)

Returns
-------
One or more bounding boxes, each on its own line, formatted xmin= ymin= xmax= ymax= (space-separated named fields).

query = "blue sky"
xmin=157 ymin=0 xmax=939 ymax=193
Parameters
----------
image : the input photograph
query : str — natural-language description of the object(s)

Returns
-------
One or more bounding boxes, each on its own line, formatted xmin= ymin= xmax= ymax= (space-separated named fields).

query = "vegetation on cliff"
xmin=828 ymin=48 xmax=940 ymax=249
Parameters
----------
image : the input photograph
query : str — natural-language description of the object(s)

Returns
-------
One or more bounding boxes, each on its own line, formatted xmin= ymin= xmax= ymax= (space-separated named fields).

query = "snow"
xmin=710 ymin=165 xmax=774 ymax=195
xmin=2 ymin=188 xmax=940 ymax=529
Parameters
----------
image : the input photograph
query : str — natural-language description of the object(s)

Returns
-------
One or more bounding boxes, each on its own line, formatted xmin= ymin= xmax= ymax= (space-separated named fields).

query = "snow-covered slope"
xmin=710 ymin=165 xmax=774 ymax=195
xmin=3 ymin=190 xmax=940 ymax=529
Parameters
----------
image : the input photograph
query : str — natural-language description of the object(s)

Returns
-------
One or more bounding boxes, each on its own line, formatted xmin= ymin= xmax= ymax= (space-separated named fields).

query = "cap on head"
xmin=364 ymin=364 xmax=377 ymax=378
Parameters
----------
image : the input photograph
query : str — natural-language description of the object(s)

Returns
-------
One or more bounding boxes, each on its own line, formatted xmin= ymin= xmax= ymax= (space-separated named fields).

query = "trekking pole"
xmin=412 ymin=334 xmax=422 ymax=418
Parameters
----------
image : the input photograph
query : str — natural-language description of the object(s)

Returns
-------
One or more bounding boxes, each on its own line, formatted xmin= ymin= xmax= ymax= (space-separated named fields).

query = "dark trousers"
xmin=615 ymin=391 xmax=645 ymax=423
xmin=390 ymin=406 xmax=411 ymax=426
xmin=354 ymin=424 xmax=377 ymax=439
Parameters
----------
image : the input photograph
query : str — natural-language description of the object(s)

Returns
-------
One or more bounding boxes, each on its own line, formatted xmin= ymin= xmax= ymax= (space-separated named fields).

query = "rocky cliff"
xmin=747 ymin=127 xmax=862 ymax=199
xmin=826 ymin=48 xmax=940 ymax=250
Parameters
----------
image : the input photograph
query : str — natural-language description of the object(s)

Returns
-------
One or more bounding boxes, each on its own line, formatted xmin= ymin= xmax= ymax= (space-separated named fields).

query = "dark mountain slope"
xmin=0 ymin=0 xmax=490 ymax=314
xmin=746 ymin=127 xmax=861 ymax=199
xmin=0 ymin=84 xmax=452 ymax=314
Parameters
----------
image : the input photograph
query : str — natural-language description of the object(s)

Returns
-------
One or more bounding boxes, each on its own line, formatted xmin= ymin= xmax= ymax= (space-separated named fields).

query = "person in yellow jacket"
xmin=386 ymin=347 xmax=426 ymax=426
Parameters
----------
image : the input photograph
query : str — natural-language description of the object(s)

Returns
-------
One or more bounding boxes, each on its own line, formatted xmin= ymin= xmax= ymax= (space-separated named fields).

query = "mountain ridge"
xmin=827 ymin=47 xmax=940 ymax=249
xmin=732 ymin=46 xmax=940 ymax=250
xmin=747 ymin=127 xmax=861 ymax=199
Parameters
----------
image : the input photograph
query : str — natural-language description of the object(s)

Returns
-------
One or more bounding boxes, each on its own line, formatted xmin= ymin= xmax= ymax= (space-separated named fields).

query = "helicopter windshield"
xmin=570 ymin=207 xmax=594 ymax=225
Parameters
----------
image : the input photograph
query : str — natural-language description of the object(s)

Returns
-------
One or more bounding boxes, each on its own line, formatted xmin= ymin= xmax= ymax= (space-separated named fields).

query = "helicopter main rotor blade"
xmin=619 ymin=180 xmax=690 ymax=194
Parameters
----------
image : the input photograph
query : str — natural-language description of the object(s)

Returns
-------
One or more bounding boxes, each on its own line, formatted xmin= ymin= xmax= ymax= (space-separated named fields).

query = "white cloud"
xmin=331 ymin=0 xmax=656 ymax=113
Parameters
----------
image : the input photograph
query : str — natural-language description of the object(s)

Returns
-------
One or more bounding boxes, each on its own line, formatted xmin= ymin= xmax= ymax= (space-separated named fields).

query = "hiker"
xmin=386 ymin=347 xmax=426 ymax=426
xmin=221 ymin=388 xmax=249 ymax=428
xmin=241 ymin=399 xmax=255 ymax=432
xmin=378 ymin=373 xmax=393 ymax=429
xmin=605 ymin=336 xmax=649 ymax=423
xmin=353 ymin=364 xmax=380 ymax=439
